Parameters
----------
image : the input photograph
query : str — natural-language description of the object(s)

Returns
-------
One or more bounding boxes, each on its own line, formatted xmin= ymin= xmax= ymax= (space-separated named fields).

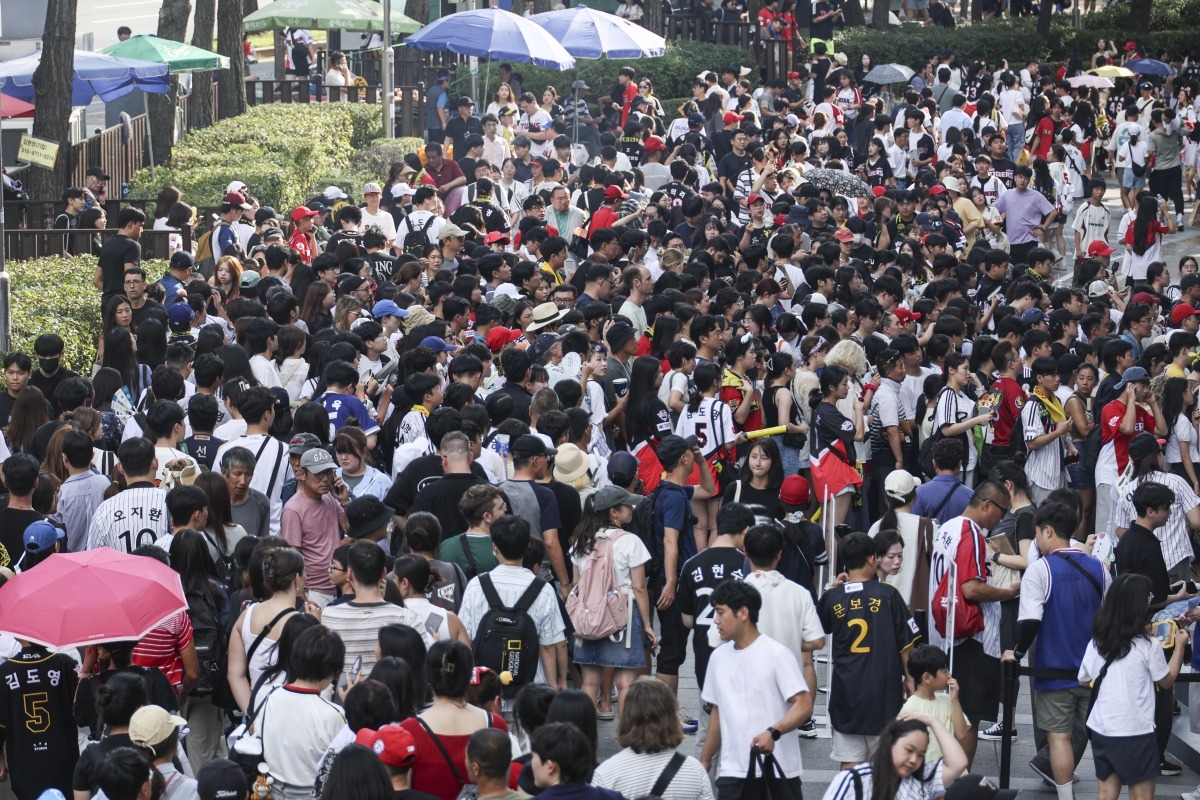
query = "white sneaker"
xmin=1177 ymin=213 xmax=1186 ymax=229
xmin=1179 ymin=787 xmax=1200 ymax=800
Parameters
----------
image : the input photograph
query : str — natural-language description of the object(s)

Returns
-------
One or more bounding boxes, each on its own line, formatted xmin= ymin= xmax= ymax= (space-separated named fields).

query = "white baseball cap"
xmin=884 ymin=470 xmax=921 ymax=501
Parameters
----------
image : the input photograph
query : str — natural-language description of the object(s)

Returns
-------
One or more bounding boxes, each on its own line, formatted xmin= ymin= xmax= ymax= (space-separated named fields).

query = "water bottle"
xmin=120 ymin=182 xmax=129 ymax=199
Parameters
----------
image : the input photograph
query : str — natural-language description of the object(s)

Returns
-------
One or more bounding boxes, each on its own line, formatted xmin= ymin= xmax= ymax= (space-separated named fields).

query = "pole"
xmin=142 ymin=93 xmax=157 ymax=179
xmin=946 ymin=560 xmax=958 ymax=676
xmin=383 ymin=0 xmax=395 ymax=138
xmin=0 ymin=112 xmax=9 ymax=354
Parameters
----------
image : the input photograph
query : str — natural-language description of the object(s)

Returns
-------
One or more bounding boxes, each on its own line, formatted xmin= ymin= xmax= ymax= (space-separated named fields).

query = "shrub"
xmin=130 ymin=104 xmax=384 ymax=213
xmin=311 ymin=137 xmax=425 ymax=198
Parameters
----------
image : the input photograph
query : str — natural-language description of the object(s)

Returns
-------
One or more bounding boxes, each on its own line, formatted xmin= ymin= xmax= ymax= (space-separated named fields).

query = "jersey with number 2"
xmin=674 ymin=396 xmax=735 ymax=459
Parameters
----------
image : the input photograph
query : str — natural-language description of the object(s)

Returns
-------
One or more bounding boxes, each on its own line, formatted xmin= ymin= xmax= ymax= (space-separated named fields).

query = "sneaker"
xmin=1029 ymin=762 xmax=1081 ymax=787
xmin=678 ymin=707 xmax=698 ymax=735
xmin=1162 ymin=758 xmax=1184 ymax=777
xmin=1178 ymin=213 xmax=1186 ymax=231
xmin=979 ymin=720 xmax=1016 ymax=741
xmin=1179 ymin=786 xmax=1200 ymax=800
xmin=798 ymin=719 xmax=818 ymax=739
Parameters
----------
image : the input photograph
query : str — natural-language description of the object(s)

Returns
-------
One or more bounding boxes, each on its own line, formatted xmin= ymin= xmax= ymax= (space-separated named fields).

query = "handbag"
xmin=229 ymin=685 xmax=280 ymax=787
xmin=708 ymin=400 xmax=737 ymax=493
xmin=742 ymin=747 xmax=801 ymax=800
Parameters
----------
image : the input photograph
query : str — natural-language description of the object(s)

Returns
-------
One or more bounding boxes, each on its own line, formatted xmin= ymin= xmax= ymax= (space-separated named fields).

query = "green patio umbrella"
xmin=99 ymin=35 xmax=231 ymax=73
xmin=243 ymin=0 xmax=420 ymax=33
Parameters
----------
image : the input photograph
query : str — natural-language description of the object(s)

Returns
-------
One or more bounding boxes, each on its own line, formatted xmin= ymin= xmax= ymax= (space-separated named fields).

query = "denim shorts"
xmin=1066 ymin=459 xmax=1094 ymax=489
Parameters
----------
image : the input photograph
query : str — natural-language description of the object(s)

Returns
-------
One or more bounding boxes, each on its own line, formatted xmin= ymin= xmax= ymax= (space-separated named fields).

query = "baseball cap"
xmin=944 ymin=775 xmax=1019 ymax=800
xmin=356 ymin=725 xmax=417 ymax=769
xmin=438 ymin=223 xmax=469 ymax=240
xmin=915 ymin=212 xmax=937 ymax=230
xmin=363 ymin=182 xmax=383 ymax=195
xmin=1139 ymin=81 xmax=1153 ymax=90
xmin=1127 ymin=123 xmax=1142 ymax=137
xmin=323 ymin=185 xmax=348 ymax=201
xmin=87 ymin=165 xmax=110 ymax=180
xmin=746 ymin=193 xmax=766 ymax=206
xmin=223 ymin=191 xmax=252 ymax=210
xmin=607 ymin=451 xmax=638 ymax=486
xmin=884 ymin=470 xmax=921 ymax=501
xmin=198 ymin=760 xmax=248 ymax=800
xmin=1086 ymin=240 xmax=1115 ymax=257
xmin=372 ymin=299 xmax=409 ymax=320
xmin=226 ymin=180 xmax=248 ymax=194
xmin=655 ymin=434 xmax=698 ymax=469
xmin=1183 ymin=274 xmax=1200 ymax=292
xmin=1087 ymin=279 xmax=1112 ymax=299
xmin=167 ymin=302 xmax=195 ymax=328
xmin=23 ymin=520 xmax=64 ymax=554
xmin=288 ymin=433 xmax=323 ymax=456
xmin=787 ymin=71 xmax=801 ymax=79
xmin=1127 ymin=432 xmax=1163 ymax=461
xmin=1131 ymin=291 xmax=1161 ymax=306
xmin=893 ymin=308 xmax=922 ymax=324
xmin=785 ymin=113 xmax=800 ymax=126
xmin=485 ymin=326 xmax=523 ymax=351
xmin=1115 ymin=365 xmax=1151 ymax=389
xmin=1048 ymin=308 xmax=1081 ymax=328
xmin=644 ymin=136 xmax=667 ymax=153
xmin=1172 ymin=304 xmax=1200 ymax=325
xmin=723 ymin=111 xmax=744 ymax=124
xmin=484 ymin=231 xmax=510 ymax=246
xmin=1021 ymin=308 xmax=1048 ymax=325
xmin=572 ymin=79 xmax=590 ymax=91
xmin=169 ymin=250 xmax=195 ymax=273
xmin=592 ymin=485 xmax=643 ymax=512
xmin=254 ymin=207 xmax=280 ymax=225
xmin=129 ymin=705 xmax=187 ymax=753
xmin=688 ymin=112 xmax=706 ymax=125
xmin=510 ymin=434 xmax=557 ymax=460
xmin=290 ymin=206 xmax=319 ymax=222
xmin=420 ymin=336 xmax=458 ymax=353
xmin=345 ymin=496 xmax=395 ymax=539
xmin=299 ymin=448 xmax=337 ymax=473
xmin=603 ymin=185 xmax=629 ymax=201
xmin=240 ymin=270 xmax=261 ymax=289
xmin=779 ymin=474 xmax=811 ymax=508
xmin=834 ymin=227 xmax=854 ymax=242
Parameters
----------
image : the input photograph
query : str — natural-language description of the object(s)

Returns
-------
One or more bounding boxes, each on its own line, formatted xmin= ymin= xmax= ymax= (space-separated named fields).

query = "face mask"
xmin=39 ymin=358 xmax=60 ymax=374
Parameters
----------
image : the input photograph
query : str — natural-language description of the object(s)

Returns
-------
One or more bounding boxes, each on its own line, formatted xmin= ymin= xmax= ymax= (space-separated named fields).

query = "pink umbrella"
xmin=0 ymin=94 xmax=34 ymax=119
xmin=0 ymin=548 xmax=187 ymax=649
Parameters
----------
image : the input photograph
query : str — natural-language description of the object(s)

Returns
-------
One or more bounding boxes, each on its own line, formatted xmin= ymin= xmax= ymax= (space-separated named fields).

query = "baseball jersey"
xmin=85 ymin=483 xmax=170 ymax=553
xmin=677 ymin=546 xmax=746 ymax=687
xmin=928 ymin=516 xmax=1001 ymax=657
xmin=674 ymin=397 xmax=735 ymax=460
xmin=0 ymin=647 xmax=80 ymax=800
xmin=818 ymin=580 xmax=920 ymax=735
xmin=317 ymin=391 xmax=381 ymax=437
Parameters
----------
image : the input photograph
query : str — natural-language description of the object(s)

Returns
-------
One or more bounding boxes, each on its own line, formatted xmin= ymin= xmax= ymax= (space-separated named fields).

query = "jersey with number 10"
xmin=85 ymin=485 xmax=170 ymax=553
xmin=818 ymin=579 xmax=920 ymax=735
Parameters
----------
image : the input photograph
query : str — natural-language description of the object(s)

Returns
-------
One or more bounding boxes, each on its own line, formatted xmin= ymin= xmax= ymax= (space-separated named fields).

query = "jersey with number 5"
xmin=818 ymin=579 xmax=920 ymax=735
xmin=85 ymin=485 xmax=171 ymax=553
xmin=0 ymin=648 xmax=80 ymax=800
xmin=674 ymin=397 xmax=734 ymax=460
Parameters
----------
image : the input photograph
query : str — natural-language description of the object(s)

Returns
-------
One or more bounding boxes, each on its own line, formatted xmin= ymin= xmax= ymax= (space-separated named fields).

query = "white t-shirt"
xmin=360 ymin=208 xmax=397 ymax=242
xmin=737 ymin=570 xmax=823 ymax=662
xmin=701 ymin=634 xmax=808 ymax=779
xmin=1165 ymin=412 xmax=1198 ymax=465
xmin=569 ymin=529 xmax=650 ymax=591
xmin=869 ymin=511 xmax=924 ymax=605
xmin=658 ymin=371 xmax=689 ymax=418
xmin=676 ymin=396 xmax=735 ymax=460
xmin=250 ymin=354 xmax=283 ymax=389
xmin=1079 ymin=636 xmax=1168 ymax=736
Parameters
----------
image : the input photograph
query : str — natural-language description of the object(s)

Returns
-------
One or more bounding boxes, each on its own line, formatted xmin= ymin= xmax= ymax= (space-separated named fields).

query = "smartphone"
xmin=349 ymin=655 xmax=363 ymax=682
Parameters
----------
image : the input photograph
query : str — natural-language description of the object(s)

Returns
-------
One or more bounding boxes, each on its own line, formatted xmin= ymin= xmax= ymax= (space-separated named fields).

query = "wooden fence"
xmin=64 ymin=115 xmax=150 ymax=199
xmin=661 ymin=15 xmax=792 ymax=82
xmin=3 ymin=198 xmax=151 ymax=231
xmin=177 ymin=85 xmax=221 ymax=137
xmin=245 ymin=78 xmax=428 ymax=139
xmin=5 ymin=227 xmax=189 ymax=262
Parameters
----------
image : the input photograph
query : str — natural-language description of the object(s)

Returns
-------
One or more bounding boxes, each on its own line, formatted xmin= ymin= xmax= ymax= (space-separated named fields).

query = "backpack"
xmin=202 ymin=529 xmax=238 ymax=591
xmin=566 ymin=531 xmax=629 ymax=640
xmin=403 ymin=214 xmax=436 ymax=255
xmin=194 ymin=221 xmax=229 ymax=276
xmin=187 ymin=584 xmax=236 ymax=709
xmin=472 ymin=573 xmax=546 ymax=698
xmin=630 ymin=485 xmax=666 ymax=577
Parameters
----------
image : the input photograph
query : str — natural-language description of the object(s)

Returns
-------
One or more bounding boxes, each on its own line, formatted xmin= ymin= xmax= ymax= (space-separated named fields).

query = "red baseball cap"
xmin=871 ymin=185 xmax=887 ymax=197
xmin=780 ymin=474 xmax=811 ymax=507
xmin=485 ymin=326 xmax=523 ymax=351
xmin=834 ymin=227 xmax=854 ymax=242
xmin=290 ymin=206 xmax=319 ymax=222
xmin=746 ymin=193 xmax=766 ymax=205
xmin=1131 ymin=291 xmax=1161 ymax=306
xmin=1171 ymin=304 xmax=1200 ymax=325
xmin=603 ymin=185 xmax=629 ymax=201
xmin=723 ymin=111 xmax=744 ymax=125
xmin=894 ymin=308 xmax=923 ymax=324
xmin=356 ymin=725 xmax=417 ymax=769
xmin=787 ymin=71 xmax=801 ymax=79
xmin=644 ymin=136 xmax=667 ymax=153
xmin=224 ymin=191 xmax=252 ymax=210
xmin=928 ymin=184 xmax=946 ymax=196
xmin=483 ymin=231 xmax=510 ymax=246
xmin=1086 ymin=240 xmax=1115 ymax=257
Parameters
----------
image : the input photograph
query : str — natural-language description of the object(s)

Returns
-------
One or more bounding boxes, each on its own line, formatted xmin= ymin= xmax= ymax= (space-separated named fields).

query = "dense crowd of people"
xmin=8 ymin=26 xmax=1200 ymax=800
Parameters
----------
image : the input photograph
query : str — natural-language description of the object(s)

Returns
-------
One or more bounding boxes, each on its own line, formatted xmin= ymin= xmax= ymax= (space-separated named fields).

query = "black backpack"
xmin=187 ymin=584 xmax=235 ymax=709
xmin=403 ymin=214 xmax=436 ymax=255
xmin=472 ymin=574 xmax=545 ymax=698
xmin=630 ymin=484 xmax=666 ymax=577
xmin=201 ymin=530 xmax=238 ymax=592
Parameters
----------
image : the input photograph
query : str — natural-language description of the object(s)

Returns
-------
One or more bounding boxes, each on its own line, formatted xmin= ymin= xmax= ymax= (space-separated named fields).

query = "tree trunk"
xmin=243 ymin=0 xmax=258 ymax=14
xmin=870 ymin=0 xmax=890 ymax=28
xmin=152 ymin=0 xmax=192 ymax=167
xmin=30 ymin=0 xmax=77 ymax=202
xmin=644 ymin=0 xmax=663 ymax=35
xmin=217 ymin=0 xmax=247 ymax=120
xmin=1036 ymin=0 xmax=1052 ymax=36
xmin=191 ymin=0 xmax=217 ymax=130
xmin=841 ymin=0 xmax=865 ymax=26
xmin=1128 ymin=0 xmax=1151 ymax=30
xmin=532 ymin=0 xmax=551 ymax=13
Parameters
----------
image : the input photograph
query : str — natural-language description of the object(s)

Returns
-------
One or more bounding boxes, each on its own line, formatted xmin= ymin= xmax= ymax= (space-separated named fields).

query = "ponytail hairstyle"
xmin=95 ymin=672 xmax=147 ymax=728
xmin=941 ymin=351 xmax=969 ymax=387
xmin=570 ymin=493 xmax=614 ymax=559
xmin=820 ymin=364 xmax=849 ymax=400
xmin=689 ymin=361 xmax=722 ymax=412
xmin=391 ymin=554 xmax=437 ymax=597
xmin=878 ymin=481 xmax=917 ymax=531
xmin=427 ymin=640 xmax=474 ymax=699
xmin=765 ymin=350 xmax=794 ymax=383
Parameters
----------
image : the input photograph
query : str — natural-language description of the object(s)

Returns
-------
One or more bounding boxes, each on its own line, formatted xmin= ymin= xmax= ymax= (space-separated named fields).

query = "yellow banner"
xmin=17 ymin=135 xmax=59 ymax=169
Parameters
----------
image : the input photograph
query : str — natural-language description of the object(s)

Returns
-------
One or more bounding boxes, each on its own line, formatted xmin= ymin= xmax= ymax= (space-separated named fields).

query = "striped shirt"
xmin=592 ymin=748 xmax=716 ymax=800
xmin=933 ymin=388 xmax=978 ymax=471
xmin=130 ymin=610 xmax=193 ymax=687
xmin=928 ymin=516 xmax=1002 ymax=657
xmin=85 ymin=485 xmax=170 ymax=553
xmin=1112 ymin=471 xmax=1200 ymax=570
xmin=320 ymin=601 xmax=434 ymax=676
xmin=821 ymin=761 xmax=945 ymax=800
xmin=1022 ymin=397 xmax=1066 ymax=492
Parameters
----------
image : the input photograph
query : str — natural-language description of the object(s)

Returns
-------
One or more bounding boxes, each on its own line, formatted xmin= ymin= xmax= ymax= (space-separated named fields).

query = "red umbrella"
xmin=0 ymin=94 xmax=34 ymax=119
xmin=0 ymin=548 xmax=187 ymax=649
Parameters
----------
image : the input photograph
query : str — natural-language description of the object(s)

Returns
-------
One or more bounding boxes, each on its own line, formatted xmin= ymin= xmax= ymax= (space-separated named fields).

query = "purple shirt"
xmin=995 ymin=187 xmax=1055 ymax=245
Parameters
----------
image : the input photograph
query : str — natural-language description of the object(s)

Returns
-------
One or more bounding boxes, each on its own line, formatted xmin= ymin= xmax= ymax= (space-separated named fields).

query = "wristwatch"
xmin=991 ymin=552 xmax=1002 ymax=565
xmin=767 ymin=727 xmax=782 ymax=741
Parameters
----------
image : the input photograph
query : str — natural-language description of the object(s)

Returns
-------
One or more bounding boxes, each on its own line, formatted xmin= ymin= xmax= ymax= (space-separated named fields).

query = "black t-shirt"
xmin=410 ymin=473 xmax=491 ymax=541
xmin=717 ymin=151 xmax=752 ymax=185
xmin=131 ymin=300 xmax=167 ymax=331
xmin=97 ymin=234 xmax=141 ymax=305
xmin=74 ymin=733 xmax=133 ymax=793
xmin=720 ymin=480 xmax=785 ymax=519
xmin=364 ymin=251 xmax=398 ymax=284
xmin=628 ymin=398 xmax=673 ymax=450
xmin=326 ymin=231 xmax=364 ymax=253
xmin=0 ymin=507 xmax=44 ymax=569
xmin=991 ymin=157 xmax=1017 ymax=189
xmin=28 ymin=419 xmax=64 ymax=465
xmin=547 ymin=480 xmax=582 ymax=568
xmin=384 ymin=456 xmax=490 ymax=516
xmin=471 ymin=200 xmax=510 ymax=234
xmin=395 ymin=790 xmax=441 ymax=800
xmin=677 ymin=545 xmax=747 ymax=686
xmin=0 ymin=649 xmax=79 ymax=800
xmin=912 ymin=132 xmax=936 ymax=166
xmin=30 ymin=367 xmax=78 ymax=418
xmin=444 ymin=116 xmax=483 ymax=158
xmin=862 ymin=156 xmax=893 ymax=187
xmin=1115 ymin=522 xmax=1171 ymax=605
xmin=810 ymin=1 xmax=834 ymax=37
xmin=74 ymin=667 xmax=179 ymax=740
xmin=818 ymin=579 xmax=920 ymax=734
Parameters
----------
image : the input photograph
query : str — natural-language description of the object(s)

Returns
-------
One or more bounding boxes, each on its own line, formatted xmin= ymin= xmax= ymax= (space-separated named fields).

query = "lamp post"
xmin=383 ymin=0 xmax=395 ymax=138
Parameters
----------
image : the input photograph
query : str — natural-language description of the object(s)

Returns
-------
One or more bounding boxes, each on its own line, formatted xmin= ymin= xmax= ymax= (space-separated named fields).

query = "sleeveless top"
xmin=242 ymin=602 xmax=284 ymax=688
xmin=402 ymin=597 xmax=452 ymax=641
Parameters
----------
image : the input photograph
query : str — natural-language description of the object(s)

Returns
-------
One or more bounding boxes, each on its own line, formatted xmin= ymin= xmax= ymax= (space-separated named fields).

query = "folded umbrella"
xmin=0 ymin=549 xmax=187 ymax=649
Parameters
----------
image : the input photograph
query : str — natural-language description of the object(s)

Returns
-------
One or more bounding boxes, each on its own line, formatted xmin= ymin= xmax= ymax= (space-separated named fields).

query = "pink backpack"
xmin=567 ymin=531 xmax=630 ymax=640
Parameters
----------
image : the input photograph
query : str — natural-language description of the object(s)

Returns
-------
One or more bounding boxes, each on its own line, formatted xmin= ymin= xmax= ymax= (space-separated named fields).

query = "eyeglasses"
xmin=329 ymin=563 xmax=346 ymax=572
xmin=124 ymin=279 xmax=145 ymax=286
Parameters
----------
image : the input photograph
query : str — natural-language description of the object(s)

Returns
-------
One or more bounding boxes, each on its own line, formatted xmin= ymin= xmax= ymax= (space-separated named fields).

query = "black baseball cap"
xmin=510 ymin=435 xmax=557 ymax=460
xmin=656 ymin=434 xmax=698 ymax=469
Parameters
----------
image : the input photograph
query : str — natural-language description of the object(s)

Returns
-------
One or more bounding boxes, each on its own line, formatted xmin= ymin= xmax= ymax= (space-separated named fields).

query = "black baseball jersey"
xmin=818 ymin=579 xmax=920 ymax=735
xmin=0 ymin=647 xmax=80 ymax=800
xmin=677 ymin=546 xmax=746 ymax=687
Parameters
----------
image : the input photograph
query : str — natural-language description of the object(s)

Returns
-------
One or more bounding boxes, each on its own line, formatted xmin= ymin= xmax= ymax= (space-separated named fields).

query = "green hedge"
xmin=314 ymin=137 xmax=426 ymax=201
xmin=6 ymin=255 xmax=166 ymax=372
xmin=511 ymin=40 xmax=751 ymax=108
xmin=130 ymin=104 xmax=386 ymax=212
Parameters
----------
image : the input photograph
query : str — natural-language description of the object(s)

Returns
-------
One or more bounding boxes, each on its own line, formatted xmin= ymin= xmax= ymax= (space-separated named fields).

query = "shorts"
xmin=1034 ymin=685 xmax=1090 ymax=733
xmin=649 ymin=572 xmax=689 ymax=676
xmin=954 ymin=638 xmax=1002 ymax=723
xmin=1066 ymin=460 xmax=1093 ymax=490
xmin=573 ymin=603 xmax=648 ymax=669
xmin=831 ymin=729 xmax=879 ymax=763
xmin=1122 ymin=168 xmax=1146 ymax=190
xmin=1090 ymin=730 xmax=1159 ymax=785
